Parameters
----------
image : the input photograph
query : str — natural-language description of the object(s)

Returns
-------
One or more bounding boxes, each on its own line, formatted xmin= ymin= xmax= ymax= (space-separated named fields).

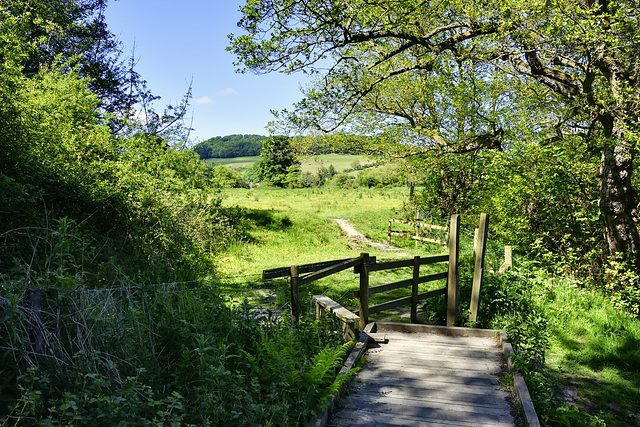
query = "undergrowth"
xmin=0 ymin=281 xmax=354 ymax=426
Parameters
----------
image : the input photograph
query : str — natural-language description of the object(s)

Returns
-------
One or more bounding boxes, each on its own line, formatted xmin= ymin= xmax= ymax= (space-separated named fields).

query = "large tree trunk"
xmin=599 ymin=142 xmax=640 ymax=264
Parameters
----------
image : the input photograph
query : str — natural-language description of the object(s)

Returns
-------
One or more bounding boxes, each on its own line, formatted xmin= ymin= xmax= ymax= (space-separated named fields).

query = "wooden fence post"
xmin=447 ymin=215 xmax=460 ymax=327
xmin=411 ymin=256 xmax=420 ymax=323
xmin=290 ymin=265 xmax=300 ymax=323
xmin=498 ymin=246 xmax=513 ymax=273
xmin=469 ymin=213 xmax=489 ymax=322
xmin=26 ymin=288 xmax=43 ymax=362
xmin=358 ymin=253 xmax=370 ymax=330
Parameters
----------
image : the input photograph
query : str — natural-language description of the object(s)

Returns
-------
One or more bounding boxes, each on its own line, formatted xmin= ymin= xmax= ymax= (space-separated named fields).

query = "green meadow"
xmin=206 ymin=154 xmax=372 ymax=174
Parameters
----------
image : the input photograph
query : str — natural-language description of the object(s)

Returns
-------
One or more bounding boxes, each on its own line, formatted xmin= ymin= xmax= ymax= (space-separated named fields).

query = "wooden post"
xmin=446 ymin=215 xmax=460 ymax=327
xmin=498 ymin=246 xmax=513 ymax=273
xmin=387 ymin=219 xmax=391 ymax=243
xmin=358 ymin=253 xmax=370 ymax=330
xmin=290 ymin=265 xmax=300 ymax=322
xmin=411 ymin=256 xmax=420 ymax=323
xmin=26 ymin=288 xmax=43 ymax=362
xmin=469 ymin=213 xmax=489 ymax=322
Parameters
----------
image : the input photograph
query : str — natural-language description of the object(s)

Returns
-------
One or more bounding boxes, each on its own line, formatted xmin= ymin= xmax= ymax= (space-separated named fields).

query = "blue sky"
xmin=105 ymin=0 xmax=311 ymax=142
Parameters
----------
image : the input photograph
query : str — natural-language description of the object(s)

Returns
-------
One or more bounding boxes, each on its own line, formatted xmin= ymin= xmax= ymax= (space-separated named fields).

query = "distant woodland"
xmin=192 ymin=134 xmax=266 ymax=159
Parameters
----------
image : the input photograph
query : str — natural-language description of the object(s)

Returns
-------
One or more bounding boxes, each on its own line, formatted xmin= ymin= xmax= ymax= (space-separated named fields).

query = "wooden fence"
xmin=261 ymin=214 xmax=509 ymax=332
xmin=387 ymin=217 xmax=448 ymax=245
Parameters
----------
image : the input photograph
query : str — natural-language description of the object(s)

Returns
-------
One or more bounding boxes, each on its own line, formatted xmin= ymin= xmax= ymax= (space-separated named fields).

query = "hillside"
xmin=192 ymin=134 xmax=266 ymax=159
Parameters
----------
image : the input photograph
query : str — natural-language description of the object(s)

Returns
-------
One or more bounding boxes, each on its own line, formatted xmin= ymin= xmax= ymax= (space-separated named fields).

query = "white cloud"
xmin=217 ymin=87 xmax=238 ymax=96
xmin=194 ymin=96 xmax=214 ymax=105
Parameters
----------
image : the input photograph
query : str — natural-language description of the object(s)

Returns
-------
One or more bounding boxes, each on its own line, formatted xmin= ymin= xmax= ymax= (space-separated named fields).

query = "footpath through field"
xmin=327 ymin=322 xmax=519 ymax=427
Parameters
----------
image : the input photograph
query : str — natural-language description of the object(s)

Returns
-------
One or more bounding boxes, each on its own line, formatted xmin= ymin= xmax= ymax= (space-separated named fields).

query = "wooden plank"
xmin=411 ymin=256 xmax=419 ymax=323
xmin=498 ymin=246 xmax=513 ymax=274
xmin=355 ymin=367 xmax=500 ymax=388
xmin=389 ymin=218 xmax=448 ymax=231
xmin=365 ymin=353 xmax=501 ymax=373
xmin=368 ymin=296 xmax=412 ymax=315
xmin=290 ymin=265 xmax=299 ymax=322
xmin=353 ymin=278 xmax=412 ymax=298
xmin=514 ymin=371 xmax=541 ymax=427
xmin=420 ymin=254 xmax=449 ymax=265
xmin=358 ymin=253 xmax=370 ymax=330
xmin=470 ymin=213 xmax=489 ymax=322
xmin=447 ymin=214 xmax=460 ymax=327
xmin=347 ymin=383 xmax=511 ymax=408
xmin=339 ymin=393 xmax=513 ymax=421
xmin=373 ymin=321 xmax=504 ymax=338
xmin=366 ymin=341 xmax=498 ymax=359
xmin=356 ymin=365 xmax=501 ymax=387
xmin=262 ymin=257 xmax=360 ymax=279
xmin=352 ymin=272 xmax=447 ymax=299
xmin=417 ymin=271 xmax=448 ymax=284
xmin=368 ymin=258 xmax=414 ymax=271
xmin=389 ymin=230 xmax=415 ymax=236
xmin=299 ymin=257 xmax=361 ymax=286
xmin=369 ymin=254 xmax=448 ymax=272
xmin=313 ymin=295 xmax=359 ymax=323
xmin=374 ymin=334 xmax=499 ymax=350
xmin=389 ymin=231 xmax=446 ymax=244
xmin=332 ymin=410 xmax=513 ymax=427
xmin=416 ymin=287 xmax=446 ymax=300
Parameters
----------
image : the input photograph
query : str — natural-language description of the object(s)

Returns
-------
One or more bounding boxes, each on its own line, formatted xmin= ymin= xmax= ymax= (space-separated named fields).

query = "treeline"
xmin=192 ymin=134 xmax=265 ymax=159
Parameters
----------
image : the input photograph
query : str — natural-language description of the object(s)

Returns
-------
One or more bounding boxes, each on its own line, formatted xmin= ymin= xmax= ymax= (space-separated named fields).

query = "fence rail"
xmin=264 ymin=214 xmax=470 ymax=328
xmin=387 ymin=217 xmax=448 ymax=245
xmin=261 ymin=213 xmax=517 ymax=333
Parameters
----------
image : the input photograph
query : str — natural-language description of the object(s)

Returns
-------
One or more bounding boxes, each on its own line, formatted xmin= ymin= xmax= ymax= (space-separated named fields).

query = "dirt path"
xmin=333 ymin=219 xmax=410 ymax=256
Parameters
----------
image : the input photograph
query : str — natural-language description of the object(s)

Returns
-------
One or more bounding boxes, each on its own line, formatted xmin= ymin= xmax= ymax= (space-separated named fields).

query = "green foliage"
xmin=602 ymin=258 xmax=640 ymax=318
xmin=356 ymin=163 xmax=404 ymax=188
xmin=242 ymin=333 xmax=357 ymax=424
xmin=0 ymin=55 xmax=240 ymax=283
xmin=2 ymin=0 xmax=153 ymax=128
xmin=193 ymin=134 xmax=265 ymax=159
xmin=298 ymin=164 xmax=337 ymax=187
xmin=248 ymin=135 xmax=301 ymax=187
xmin=230 ymin=0 xmax=640 ymax=267
xmin=0 ymin=282 xmax=351 ymax=426
xmin=211 ymin=164 xmax=250 ymax=188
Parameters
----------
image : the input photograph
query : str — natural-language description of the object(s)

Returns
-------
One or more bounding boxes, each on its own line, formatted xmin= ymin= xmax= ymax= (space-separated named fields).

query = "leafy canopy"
xmin=229 ymin=0 xmax=640 ymax=261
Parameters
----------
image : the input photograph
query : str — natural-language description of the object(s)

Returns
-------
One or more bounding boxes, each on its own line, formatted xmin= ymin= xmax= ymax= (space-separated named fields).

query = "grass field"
xmin=204 ymin=154 xmax=373 ymax=173
xmin=215 ymin=186 xmax=493 ymax=322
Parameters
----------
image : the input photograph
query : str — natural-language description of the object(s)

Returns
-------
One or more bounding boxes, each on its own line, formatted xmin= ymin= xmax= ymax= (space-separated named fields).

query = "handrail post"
xmin=447 ymin=215 xmax=460 ymax=327
xmin=358 ymin=253 xmax=370 ymax=330
xmin=411 ymin=256 xmax=420 ymax=323
xmin=470 ymin=213 xmax=489 ymax=322
xmin=290 ymin=265 xmax=299 ymax=323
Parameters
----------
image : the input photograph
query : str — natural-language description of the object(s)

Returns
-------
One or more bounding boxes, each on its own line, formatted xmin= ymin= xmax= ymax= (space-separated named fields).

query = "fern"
xmin=303 ymin=341 xmax=360 ymax=413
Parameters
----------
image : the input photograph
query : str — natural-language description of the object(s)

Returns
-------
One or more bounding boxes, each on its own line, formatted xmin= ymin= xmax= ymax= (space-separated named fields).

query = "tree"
xmin=229 ymin=0 xmax=640 ymax=266
xmin=248 ymin=135 xmax=300 ymax=187
xmin=2 ymin=0 xmax=135 ymax=116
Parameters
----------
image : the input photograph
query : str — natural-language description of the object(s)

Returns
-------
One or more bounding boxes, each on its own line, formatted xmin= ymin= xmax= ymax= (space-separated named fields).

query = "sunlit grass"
xmin=535 ymin=277 xmax=640 ymax=426
xmin=212 ymin=187 xmax=453 ymax=314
